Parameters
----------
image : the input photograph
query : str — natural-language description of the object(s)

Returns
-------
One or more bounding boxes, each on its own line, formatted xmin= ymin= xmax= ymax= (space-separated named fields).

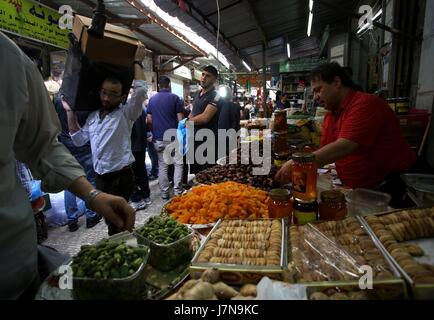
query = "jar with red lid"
xmin=319 ymin=190 xmax=348 ymax=221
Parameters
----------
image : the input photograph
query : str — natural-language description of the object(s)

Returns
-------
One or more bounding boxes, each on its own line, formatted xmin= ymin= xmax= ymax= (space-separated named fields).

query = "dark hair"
xmin=103 ymin=76 xmax=124 ymax=92
xmin=159 ymin=75 xmax=170 ymax=88
xmin=311 ymin=62 xmax=356 ymax=89
xmin=203 ymin=65 xmax=218 ymax=78
xmin=342 ymin=66 xmax=353 ymax=77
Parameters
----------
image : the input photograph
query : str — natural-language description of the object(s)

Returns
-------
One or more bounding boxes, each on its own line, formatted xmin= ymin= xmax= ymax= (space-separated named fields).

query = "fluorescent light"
xmin=307 ymin=0 xmax=314 ymax=37
xmin=242 ymin=60 xmax=251 ymax=72
xmin=193 ymin=60 xmax=200 ymax=65
xmin=373 ymin=9 xmax=382 ymax=20
xmin=286 ymin=42 xmax=291 ymax=59
xmin=357 ymin=9 xmax=382 ymax=34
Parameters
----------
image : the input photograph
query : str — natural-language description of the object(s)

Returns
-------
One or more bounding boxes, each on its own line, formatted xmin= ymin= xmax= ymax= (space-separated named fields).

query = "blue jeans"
xmin=147 ymin=141 xmax=159 ymax=177
xmin=64 ymin=149 xmax=97 ymax=223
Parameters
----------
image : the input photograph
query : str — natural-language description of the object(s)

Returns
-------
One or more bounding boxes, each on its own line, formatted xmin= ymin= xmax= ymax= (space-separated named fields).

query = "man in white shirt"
xmin=0 ymin=31 xmax=135 ymax=299
xmin=62 ymin=46 xmax=148 ymax=235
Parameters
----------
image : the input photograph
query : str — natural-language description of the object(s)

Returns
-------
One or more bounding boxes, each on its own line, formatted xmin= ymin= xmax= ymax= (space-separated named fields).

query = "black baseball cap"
xmin=203 ymin=65 xmax=218 ymax=78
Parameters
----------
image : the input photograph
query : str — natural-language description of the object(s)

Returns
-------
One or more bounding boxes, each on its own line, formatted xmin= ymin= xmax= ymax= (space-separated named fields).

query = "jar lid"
xmin=294 ymin=199 xmax=318 ymax=210
xmin=320 ymin=190 xmax=346 ymax=204
xmin=292 ymin=152 xmax=315 ymax=163
xmin=270 ymin=188 xmax=291 ymax=201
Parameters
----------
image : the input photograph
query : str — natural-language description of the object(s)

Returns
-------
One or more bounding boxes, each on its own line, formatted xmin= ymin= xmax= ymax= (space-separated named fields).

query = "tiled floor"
xmin=43 ymin=178 xmax=168 ymax=257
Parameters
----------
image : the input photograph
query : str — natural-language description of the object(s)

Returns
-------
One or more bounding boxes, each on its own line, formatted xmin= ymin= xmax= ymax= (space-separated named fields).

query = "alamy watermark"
xmin=160 ymin=123 xmax=272 ymax=176
xmin=358 ymin=5 xmax=374 ymax=30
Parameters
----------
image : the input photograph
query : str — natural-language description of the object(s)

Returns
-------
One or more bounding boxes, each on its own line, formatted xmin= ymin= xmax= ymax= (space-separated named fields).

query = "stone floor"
xmin=43 ymin=178 xmax=168 ymax=257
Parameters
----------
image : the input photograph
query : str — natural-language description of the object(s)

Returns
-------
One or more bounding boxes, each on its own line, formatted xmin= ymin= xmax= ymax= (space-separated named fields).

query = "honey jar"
xmin=268 ymin=189 xmax=293 ymax=220
xmin=319 ymin=190 xmax=347 ymax=221
xmin=291 ymin=153 xmax=317 ymax=202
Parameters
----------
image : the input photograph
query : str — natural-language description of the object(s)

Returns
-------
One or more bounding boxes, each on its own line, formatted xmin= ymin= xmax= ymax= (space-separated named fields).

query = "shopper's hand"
xmin=274 ymin=160 xmax=293 ymax=185
xmin=90 ymin=193 xmax=136 ymax=232
xmin=60 ymin=95 xmax=73 ymax=112
xmin=135 ymin=43 xmax=146 ymax=61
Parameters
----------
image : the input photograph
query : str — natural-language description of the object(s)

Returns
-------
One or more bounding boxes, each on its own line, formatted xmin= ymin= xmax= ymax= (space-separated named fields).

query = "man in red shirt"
xmin=276 ymin=63 xmax=416 ymax=206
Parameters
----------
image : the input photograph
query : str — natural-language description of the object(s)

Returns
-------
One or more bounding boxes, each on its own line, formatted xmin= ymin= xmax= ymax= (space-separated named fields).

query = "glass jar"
xmin=293 ymin=199 xmax=318 ymax=225
xmin=291 ymin=153 xmax=317 ymax=202
xmin=268 ymin=189 xmax=293 ymax=219
xmin=319 ymin=190 xmax=348 ymax=221
xmin=273 ymin=110 xmax=287 ymax=133
xmin=272 ymin=132 xmax=289 ymax=167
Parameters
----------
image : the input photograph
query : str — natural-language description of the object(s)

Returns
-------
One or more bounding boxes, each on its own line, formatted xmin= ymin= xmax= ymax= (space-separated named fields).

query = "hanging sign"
xmin=0 ymin=0 xmax=69 ymax=49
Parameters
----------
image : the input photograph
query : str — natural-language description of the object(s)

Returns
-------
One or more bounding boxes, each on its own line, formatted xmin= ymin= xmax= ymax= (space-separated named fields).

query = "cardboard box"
xmin=72 ymin=15 xmax=139 ymax=67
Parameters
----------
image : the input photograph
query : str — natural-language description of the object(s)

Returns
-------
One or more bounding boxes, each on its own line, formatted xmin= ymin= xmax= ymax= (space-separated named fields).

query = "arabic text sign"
xmin=0 ymin=0 xmax=68 ymax=49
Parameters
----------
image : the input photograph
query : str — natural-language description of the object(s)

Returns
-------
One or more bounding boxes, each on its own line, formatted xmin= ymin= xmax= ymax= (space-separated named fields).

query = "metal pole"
xmin=262 ymin=43 xmax=267 ymax=117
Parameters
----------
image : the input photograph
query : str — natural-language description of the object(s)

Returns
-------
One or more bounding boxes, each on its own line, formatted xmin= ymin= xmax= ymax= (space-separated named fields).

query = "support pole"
xmin=262 ymin=43 xmax=267 ymax=117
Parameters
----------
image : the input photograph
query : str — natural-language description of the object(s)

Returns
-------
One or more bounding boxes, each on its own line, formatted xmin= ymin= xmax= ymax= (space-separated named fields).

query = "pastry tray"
xmin=360 ymin=207 xmax=434 ymax=299
xmin=190 ymin=218 xmax=288 ymax=285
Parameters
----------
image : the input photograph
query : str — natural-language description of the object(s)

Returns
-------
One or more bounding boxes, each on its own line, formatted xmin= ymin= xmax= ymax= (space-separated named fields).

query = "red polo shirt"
xmin=321 ymin=90 xmax=416 ymax=188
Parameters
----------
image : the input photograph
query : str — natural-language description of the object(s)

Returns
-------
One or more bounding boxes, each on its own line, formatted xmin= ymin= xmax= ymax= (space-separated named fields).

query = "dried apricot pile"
xmin=166 ymin=182 xmax=270 ymax=224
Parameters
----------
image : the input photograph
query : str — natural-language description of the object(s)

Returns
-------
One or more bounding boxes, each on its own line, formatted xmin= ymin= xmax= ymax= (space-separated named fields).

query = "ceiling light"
xmin=307 ymin=0 xmax=313 ymax=37
xmin=242 ymin=60 xmax=251 ymax=72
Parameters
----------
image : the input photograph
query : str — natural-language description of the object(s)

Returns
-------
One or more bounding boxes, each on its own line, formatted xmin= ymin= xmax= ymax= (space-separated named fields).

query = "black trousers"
xmin=95 ymin=166 xmax=135 ymax=236
xmin=375 ymin=157 xmax=432 ymax=209
xmin=131 ymin=150 xmax=150 ymax=201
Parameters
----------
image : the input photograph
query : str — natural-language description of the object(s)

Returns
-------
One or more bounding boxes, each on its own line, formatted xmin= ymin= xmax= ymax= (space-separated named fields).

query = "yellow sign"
xmin=0 ymin=0 xmax=68 ymax=49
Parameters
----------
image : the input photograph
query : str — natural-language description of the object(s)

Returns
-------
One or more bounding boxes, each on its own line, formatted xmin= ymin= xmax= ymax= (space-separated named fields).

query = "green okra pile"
xmin=71 ymin=240 xmax=148 ymax=279
xmin=136 ymin=216 xmax=190 ymax=244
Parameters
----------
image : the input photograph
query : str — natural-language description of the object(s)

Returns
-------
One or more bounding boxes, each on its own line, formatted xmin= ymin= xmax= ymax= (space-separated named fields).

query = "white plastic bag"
xmin=256 ymin=277 xmax=307 ymax=300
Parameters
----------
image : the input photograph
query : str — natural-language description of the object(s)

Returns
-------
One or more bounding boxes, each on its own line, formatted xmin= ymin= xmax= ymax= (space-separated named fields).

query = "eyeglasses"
xmin=99 ymin=89 xmax=122 ymax=99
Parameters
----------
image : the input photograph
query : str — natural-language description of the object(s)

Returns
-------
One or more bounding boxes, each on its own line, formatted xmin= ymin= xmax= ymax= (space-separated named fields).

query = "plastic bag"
xmin=288 ymin=218 xmax=394 ymax=282
xmin=256 ymin=277 xmax=307 ymax=300
xmin=31 ymin=180 xmax=44 ymax=202
xmin=176 ymin=118 xmax=189 ymax=156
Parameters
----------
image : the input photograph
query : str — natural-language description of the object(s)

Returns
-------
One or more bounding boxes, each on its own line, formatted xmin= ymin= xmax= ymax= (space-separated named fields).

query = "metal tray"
xmin=286 ymin=218 xmax=407 ymax=299
xmin=360 ymin=207 xmax=434 ymax=299
xmin=190 ymin=218 xmax=288 ymax=285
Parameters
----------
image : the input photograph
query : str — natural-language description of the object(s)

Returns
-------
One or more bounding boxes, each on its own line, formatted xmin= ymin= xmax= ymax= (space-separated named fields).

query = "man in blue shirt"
xmin=147 ymin=76 xmax=185 ymax=200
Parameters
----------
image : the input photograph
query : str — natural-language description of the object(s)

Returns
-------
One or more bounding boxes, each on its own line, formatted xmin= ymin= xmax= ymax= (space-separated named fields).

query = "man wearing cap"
xmin=147 ymin=76 xmax=185 ymax=200
xmin=188 ymin=65 xmax=221 ymax=174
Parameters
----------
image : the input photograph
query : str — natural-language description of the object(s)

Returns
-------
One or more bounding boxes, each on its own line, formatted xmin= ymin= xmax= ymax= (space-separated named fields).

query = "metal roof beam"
xmin=135 ymin=28 xmax=180 ymax=54
xmin=227 ymin=28 xmax=257 ymax=39
xmin=205 ymin=0 xmax=243 ymax=17
xmin=171 ymin=0 xmax=241 ymax=57
xmin=243 ymin=0 xmax=267 ymax=45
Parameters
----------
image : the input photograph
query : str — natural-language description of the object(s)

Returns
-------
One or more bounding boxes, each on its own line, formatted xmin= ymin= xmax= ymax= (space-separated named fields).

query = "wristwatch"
xmin=133 ymin=60 xmax=144 ymax=69
xmin=84 ymin=189 xmax=102 ymax=209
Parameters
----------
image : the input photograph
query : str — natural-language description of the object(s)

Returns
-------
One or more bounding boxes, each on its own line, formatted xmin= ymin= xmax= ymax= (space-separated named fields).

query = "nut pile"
xmin=195 ymin=164 xmax=277 ymax=191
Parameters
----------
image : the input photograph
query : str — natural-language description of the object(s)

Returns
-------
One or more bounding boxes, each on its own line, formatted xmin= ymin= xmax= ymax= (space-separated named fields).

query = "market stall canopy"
xmin=154 ymin=0 xmax=361 ymax=70
xmin=41 ymin=0 xmax=206 ymax=58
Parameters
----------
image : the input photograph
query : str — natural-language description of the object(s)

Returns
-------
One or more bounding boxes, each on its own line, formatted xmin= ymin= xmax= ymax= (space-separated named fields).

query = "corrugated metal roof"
xmin=44 ymin=0 xmax=206 ymax=57
xmin=156 ymin=0 xmax=360 ymax=70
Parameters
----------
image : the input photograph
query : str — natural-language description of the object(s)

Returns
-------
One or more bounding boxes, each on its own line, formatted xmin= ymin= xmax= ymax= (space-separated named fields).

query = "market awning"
xmin=40 ymin=0 xmax=207 ymax=58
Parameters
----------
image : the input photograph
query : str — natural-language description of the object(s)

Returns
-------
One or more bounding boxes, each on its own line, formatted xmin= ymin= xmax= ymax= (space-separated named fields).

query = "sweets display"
xmin=289 ymin=217 xmax=394 ymax=282
xmin=166 ymin=182 xmax=269 ymax=224
xmin=197 ymin=219 xmax=282 ymax=266
xmin=365 ymin=207 xmax=434 ymax=284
